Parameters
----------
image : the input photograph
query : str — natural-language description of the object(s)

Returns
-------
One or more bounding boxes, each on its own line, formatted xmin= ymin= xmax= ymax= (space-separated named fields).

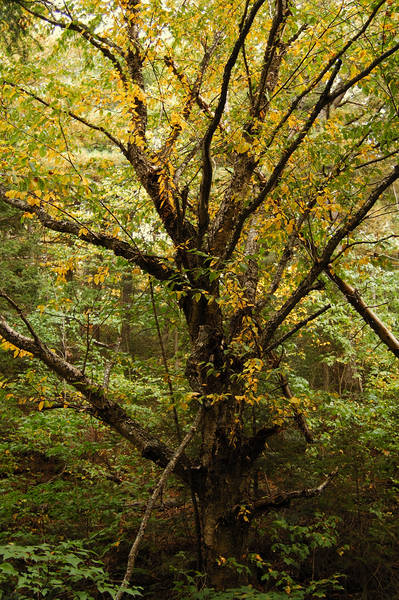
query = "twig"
xmin=263 ymin=304 xmax=331 ymax=354
xmin=149 ymin=278 xmax=182 ymax=442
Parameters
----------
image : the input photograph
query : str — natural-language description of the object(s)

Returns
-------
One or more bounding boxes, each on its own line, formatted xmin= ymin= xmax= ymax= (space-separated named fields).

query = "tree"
xmin=0 ymin=0 xmax=398 ymax=590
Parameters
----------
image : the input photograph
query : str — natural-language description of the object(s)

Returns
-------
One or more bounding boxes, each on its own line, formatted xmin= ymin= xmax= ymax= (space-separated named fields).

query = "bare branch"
xmin=263 ymin=304 xmax=331 ymax=354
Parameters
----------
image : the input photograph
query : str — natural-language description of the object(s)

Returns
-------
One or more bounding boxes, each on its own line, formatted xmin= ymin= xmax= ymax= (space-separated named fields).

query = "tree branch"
xmin=263 ymin=304 xmax=331 ymax=354
xmin=264 ymin=0 xmax=389 ymax=150
xmin=0 ymin=190 xmax=184 ymax=285
xmin=249 ymin=468 xmax=338 ymax=516
xmin=266 ymin=350 xmax=314 ymax=444
xmin=223 ymin=58 xmax=343 ymax=261
xmin=115 ymin=408 xmax=203 ymax=599
xmin=261 ymin=166 xmax=399 ymax=344
xmin=2 ymin=80 xmax=128 ymax=156
xmin=325 ymin=268 xmax=399 ymax=358
xmin=253 ymin=0 xmax=290 ymax=116
xmin=14 ymin=0 xmax=128 ymax=85
xmin=198 ymin=0 xmax=267 ymax=240
xmin=221 ymin=2 xmax=398 ymax=262
xmin=161 ymin=31 xmax=222 ymax=161
xmin=241 ymin=424 xmax=282 ymax=466
xmin=327 ymin=39 xmax=399 ymax=105
xmin=0 ymin=312 xmax=194 ymax=483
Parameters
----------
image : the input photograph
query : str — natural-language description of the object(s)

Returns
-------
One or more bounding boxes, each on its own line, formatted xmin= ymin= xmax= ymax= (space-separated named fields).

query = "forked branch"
xmin=261 ymin=165 xmax=399 ymax=344
xmin=198 ymin=0 xmax=267 ymax=238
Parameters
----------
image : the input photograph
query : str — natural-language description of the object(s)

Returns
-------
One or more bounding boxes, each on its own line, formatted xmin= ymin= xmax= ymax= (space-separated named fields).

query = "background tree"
xmin=0 ymin=0 xmax=398 ymax=593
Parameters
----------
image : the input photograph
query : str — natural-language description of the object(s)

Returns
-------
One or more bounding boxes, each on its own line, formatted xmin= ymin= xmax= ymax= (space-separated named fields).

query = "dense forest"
xmin=0 ymin=0 xmax=398 ymax=598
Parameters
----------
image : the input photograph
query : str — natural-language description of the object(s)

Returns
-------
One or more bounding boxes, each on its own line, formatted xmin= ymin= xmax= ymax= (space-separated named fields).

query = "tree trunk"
xmin=200 ymin=473 xmax=249 ymax=589
xmin=202 ymin=499 xmax=251 ymax=589
xmin=183 ymin=300 xmax=255 ymax=587
xmin=198 ymin=422 xmax=252 ymax=588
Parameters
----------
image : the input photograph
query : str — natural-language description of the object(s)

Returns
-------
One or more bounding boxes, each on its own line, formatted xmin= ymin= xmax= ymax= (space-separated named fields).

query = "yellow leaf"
xmin=286 ymin=220 xmax=295 ymax=235
xmin=236 ymin=139 xmax=251 ymax=154
xmin=170 ymin=112 xmax=184 ymax=130
xmin=289 ymin=396 xmax=301 ymax=405
xmin=27 ymin=195 xmax=41 ymax=206
xmin=38 ymin=400 xmax=44 ymax=411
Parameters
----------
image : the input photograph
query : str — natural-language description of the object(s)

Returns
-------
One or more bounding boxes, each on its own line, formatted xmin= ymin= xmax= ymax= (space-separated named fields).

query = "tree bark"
xmin=199 ymin=459 xmax=251 ymax=588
